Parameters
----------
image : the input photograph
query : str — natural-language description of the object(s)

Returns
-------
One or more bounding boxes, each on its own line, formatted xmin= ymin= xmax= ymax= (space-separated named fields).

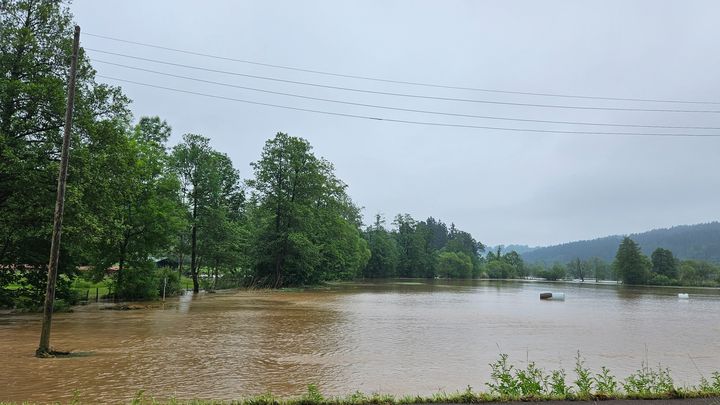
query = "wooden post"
xmin=95 ymin=287 xmax=99 ymax=302
xmin=36 ymin=25 xmax=80 ymax=358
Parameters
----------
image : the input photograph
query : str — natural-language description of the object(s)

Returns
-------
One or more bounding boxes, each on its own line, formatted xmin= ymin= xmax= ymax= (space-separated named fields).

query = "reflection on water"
xmin=1 ymin=280 xmax=719 ymax=403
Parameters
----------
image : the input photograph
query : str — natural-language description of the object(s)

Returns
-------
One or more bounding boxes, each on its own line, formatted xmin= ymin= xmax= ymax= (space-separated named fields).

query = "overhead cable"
xmin=92 ymin=59 xmax=720 ymax=131
xmin=85 ymin=49 xmax=720 ymax=114
xmin=84 ymin=32 xmax=720 ymax=106
xmin=95 ymin=75 xmax=720 ymax=138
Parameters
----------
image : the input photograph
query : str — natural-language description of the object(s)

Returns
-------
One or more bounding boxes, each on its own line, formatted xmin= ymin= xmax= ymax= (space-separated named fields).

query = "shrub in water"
xmin=157 ymin=267 xmax=182 ymax=297
xmin=111 ymin=261 xmax=160 ymax=300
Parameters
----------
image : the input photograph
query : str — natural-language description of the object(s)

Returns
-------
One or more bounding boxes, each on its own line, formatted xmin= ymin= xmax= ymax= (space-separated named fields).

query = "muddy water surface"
xmin=1 ymin=280 xmax=719 ymax=404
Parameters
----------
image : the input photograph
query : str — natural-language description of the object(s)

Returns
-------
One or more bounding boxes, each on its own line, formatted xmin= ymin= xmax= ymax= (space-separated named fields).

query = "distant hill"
xmin=521 ymin=222 xmax=720 ymax=264
xmin=487 ymin=244 xmax=538 ymax=255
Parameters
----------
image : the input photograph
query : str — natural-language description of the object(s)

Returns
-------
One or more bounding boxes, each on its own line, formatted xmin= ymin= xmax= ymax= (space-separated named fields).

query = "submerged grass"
xmin=3 ymin=357 xmax=720 ymax=405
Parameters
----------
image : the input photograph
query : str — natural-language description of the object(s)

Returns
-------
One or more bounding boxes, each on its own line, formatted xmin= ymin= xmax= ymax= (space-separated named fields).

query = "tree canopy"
xmin=245 ymin=132 xmax=369 ymax=287
xmin=613 ymin=237 xmax=650 ymax=285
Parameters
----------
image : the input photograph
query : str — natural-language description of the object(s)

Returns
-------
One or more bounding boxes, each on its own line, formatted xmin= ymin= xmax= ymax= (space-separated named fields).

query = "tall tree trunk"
xmin=177 ymin=250 xmax=184 ymax=280
xmin=190 ymin=196 xmax=199 ymax=293
xmin=274 ymin=255 xmax=282 ymax=288
xmin=213 ymin=258 xmax=219 ymax=290
xmin=117 ymin=237 xmax=128 ymax=300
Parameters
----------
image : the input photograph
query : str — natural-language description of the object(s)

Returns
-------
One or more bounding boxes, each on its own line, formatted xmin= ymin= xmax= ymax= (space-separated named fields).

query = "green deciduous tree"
xmin=678 ymin=260 xmax=719 ymax=286
xmin=87 ymin=117 xmax=186 ymax=298
xmin=485 ymin=260 xmax=516 ymax=279
xmin=437 ymin=251 xmax=473 ymax=279
xmin=393 ymin=214 xmax=436 ymax=278
xmin=364 ymin=214 xmax=484 ymax=280
xmin=363 ymin=214 xmax=400 ymax=278
xmin=650 ymin=248 xmax=678 ymax=280
xmin=587 ymin=257 xmax=611 ymax=281
xmin=445 ymin=223 xmax=485 ymax=277
xmin=1 ymin=0 xmax=129 ymax=306
xmin=567 ymin=257 xmax=587 ymax=282
xmin=246 ymin=132 xmax=368 ymax=287
xmin=172 ymin=134 xmax=243 ymax=293
xmin=484 ymin=247 xmax=525 ymax=279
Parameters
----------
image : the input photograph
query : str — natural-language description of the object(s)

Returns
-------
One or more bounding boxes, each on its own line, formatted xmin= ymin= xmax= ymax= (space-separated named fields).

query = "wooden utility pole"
xmin=36 ymin=25 xmax=81 ymax=358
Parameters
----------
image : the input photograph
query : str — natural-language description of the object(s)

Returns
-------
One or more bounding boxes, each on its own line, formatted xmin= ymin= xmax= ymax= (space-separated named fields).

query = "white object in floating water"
xmin=678 ymin=293 xmax=689 ymax=299
xmin=540 ymin=292 xmax=565 ymax=301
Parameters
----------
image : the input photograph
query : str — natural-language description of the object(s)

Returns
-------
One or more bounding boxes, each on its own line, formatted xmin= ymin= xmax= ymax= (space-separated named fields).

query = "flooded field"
xmin=1 ymin=280 xmax=719 ymax=403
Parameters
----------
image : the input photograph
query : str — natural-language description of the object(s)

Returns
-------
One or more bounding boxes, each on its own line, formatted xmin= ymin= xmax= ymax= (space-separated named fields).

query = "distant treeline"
xmin=363 ymin=215 xmax=485 ymax=279
xmin=509 ymin=237 xmax=720 ymax=287
xmin=362 ymin=226 xmax=720 ymax=287
xmin=521 ymin=222 xmax=720 ymax=264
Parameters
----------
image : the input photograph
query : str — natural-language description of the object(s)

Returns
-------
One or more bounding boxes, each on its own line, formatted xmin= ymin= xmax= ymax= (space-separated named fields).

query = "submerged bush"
xmin=111 ymin=262 xmax=160 ymax=300
xmin=4 ymin=271 xmax=79 ymax=311
xmin=109 ymin=262 xmax=186 ymax=300
xmin=156 ymin=267 xmax=182 ymax=297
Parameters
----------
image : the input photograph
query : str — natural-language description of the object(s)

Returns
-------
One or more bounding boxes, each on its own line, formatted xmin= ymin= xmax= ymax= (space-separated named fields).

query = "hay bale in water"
xmin=540 ymin=292 xmax=565 ymax=301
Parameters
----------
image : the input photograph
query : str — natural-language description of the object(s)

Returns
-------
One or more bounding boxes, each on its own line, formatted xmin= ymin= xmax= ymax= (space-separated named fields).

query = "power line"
xmin=85 ymin=32 xmax=720 ymax=106
xmin=85 ymin=48 xmax=720 ymax=114
xmin=92 ymin=59 xmax=720 ymax=131
xmin=95 ymin=75 xmax=720 ymax=138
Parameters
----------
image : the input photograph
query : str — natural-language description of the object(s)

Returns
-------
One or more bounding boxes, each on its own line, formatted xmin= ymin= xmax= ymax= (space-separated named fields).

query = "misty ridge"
xmin=516 ymin=222 xmax=720 ymax=264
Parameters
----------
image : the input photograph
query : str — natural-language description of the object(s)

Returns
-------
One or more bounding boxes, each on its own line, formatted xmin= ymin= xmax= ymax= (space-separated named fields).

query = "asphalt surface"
xmin=445 ymin=399 xmax=720 ymax=405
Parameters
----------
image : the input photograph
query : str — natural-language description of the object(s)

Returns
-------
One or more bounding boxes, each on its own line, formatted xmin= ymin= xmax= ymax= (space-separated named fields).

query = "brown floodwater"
xmin=1 ymin=280 xmax=719 ymax=404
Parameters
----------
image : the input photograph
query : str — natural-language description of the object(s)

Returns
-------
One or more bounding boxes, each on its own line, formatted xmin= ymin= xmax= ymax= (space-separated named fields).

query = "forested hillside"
xmin=522 ymin=222 xmax=720 ymax=264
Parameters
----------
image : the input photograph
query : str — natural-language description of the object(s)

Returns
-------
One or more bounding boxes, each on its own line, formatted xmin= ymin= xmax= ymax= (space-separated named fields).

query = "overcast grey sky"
xmin=70 ymin=0 xmax=720 ymax=247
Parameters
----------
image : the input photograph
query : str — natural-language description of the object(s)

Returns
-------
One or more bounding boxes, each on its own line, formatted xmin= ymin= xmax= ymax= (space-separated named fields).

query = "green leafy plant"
xmin=594 ymin=366 xmax=619 ymax=396
xmin=573 ymin=352 xmax=593 ymax=398
xmin=623 ymin=363 xmax=675 ymax=396
xmin=712 ymin=372 xmax=720 ymax=391
xmin=299 ymin=384 xmax=325 ymax=405
xmin=486 ymin=354 xmax=520 ymax=397
xmin=549 ymin=369 xmax=570 ymax=397
xmin=515 ymin=361 xmax=547 ymax=397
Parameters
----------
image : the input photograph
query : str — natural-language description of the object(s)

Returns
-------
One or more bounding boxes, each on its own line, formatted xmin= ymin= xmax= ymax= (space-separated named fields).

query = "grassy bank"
xmin=2 ymin=387 xmax=720 ymax=405
xmin=2 ymin=355 xmax=719 ymax=405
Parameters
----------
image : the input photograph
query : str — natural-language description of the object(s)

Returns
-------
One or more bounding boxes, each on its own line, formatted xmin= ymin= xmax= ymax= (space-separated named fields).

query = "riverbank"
xmin=2 ymin=391 xmax=720 ymax=405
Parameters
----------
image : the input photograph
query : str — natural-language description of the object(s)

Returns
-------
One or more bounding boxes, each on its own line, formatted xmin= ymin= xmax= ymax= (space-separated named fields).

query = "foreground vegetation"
xmin=2 ymin=354 xmax=719 ymax=404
